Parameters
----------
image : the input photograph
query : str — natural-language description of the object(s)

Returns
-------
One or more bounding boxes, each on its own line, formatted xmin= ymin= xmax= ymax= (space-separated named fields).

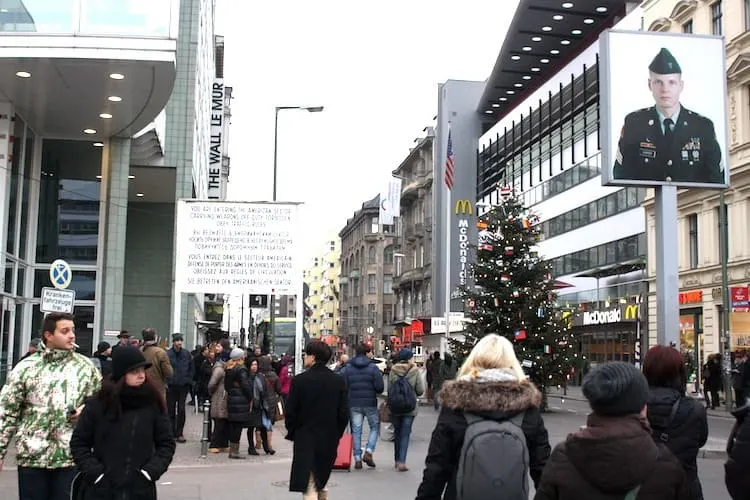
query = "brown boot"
xmin=255 ymin=430 xmax=262 ymax=449
xmin=228 ymin=443 xmax=246 ymax=460
xmin=363 ymin=451 xmax=376 ymax=468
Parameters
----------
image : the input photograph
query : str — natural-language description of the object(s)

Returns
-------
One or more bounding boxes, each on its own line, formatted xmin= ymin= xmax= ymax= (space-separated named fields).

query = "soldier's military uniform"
xmin=612 ymin=48 xmax=724 ymax=184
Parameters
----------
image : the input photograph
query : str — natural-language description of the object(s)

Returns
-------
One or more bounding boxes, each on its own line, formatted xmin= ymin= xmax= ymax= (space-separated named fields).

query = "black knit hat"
xmin=111 ymin=345 xmax=152 ymax=381
xmin=582 ymin=361 xmax=649 ymax=417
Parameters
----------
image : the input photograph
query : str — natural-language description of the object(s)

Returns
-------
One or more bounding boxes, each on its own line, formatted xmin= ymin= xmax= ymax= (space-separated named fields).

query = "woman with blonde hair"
xmin=415 ymin=334 xmax=551 ymax=500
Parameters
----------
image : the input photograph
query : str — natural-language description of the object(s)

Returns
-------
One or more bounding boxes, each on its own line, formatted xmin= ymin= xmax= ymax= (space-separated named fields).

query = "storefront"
xmin=679 ymin=290 xmax=705 ymax=389
xmin=570 ymin=303 xmax=641 ymax=370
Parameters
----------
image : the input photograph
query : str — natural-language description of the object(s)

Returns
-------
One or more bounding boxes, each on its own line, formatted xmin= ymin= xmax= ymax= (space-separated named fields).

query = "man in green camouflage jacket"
xmin=0 ymin=312 xmax=101 ymax=500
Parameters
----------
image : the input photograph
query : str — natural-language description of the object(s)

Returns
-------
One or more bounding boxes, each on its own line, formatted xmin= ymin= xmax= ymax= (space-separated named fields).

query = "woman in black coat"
xmin=71 ymin=346 xmax=176 ymax=500
xmin=286 ymin=341 xmax=349 ymax=499
xmin=643 ymin=345 xmax=708 ymax=500
xmin=224 ymin=349 xmax=255 ymax=459
xmin=416 ymin=334 xmax=551 ymax=500
xmin=246 ymin=358 xmax=271 ymax=455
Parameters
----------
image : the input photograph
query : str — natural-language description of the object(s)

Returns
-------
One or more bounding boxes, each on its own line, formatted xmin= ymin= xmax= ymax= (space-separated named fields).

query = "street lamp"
xmin=270 ymin=105 xmax=324 ymax=355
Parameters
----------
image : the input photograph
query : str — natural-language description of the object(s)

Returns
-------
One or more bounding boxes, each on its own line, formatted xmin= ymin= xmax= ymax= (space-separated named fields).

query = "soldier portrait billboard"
xmin=599 ymin=30 xmax=729 ymax=189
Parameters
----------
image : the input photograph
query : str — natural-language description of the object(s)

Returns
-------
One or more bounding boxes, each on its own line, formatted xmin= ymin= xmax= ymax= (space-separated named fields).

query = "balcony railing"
xmin=0 ymin=0 xmax=179 ymax=39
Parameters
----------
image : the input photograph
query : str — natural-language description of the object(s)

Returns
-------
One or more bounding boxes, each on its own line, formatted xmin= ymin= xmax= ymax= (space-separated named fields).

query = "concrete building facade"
xmin=303 ymin=238 xmax=341 ymax=339
xmin=338 ymin=195 xmax=396 ymax=355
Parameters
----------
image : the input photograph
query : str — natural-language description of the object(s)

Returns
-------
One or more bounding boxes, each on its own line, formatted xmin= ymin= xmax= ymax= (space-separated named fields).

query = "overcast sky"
xmin=215 ymin=0 xmax=518 ymax=263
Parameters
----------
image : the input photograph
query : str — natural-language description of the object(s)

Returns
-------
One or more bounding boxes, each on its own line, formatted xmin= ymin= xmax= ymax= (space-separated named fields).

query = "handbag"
xmin=379 ymin=400 xmax=391 ymax=423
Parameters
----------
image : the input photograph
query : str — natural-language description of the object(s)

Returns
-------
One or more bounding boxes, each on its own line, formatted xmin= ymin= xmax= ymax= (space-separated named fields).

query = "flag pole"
xmin=444 ymin=126 xmax=452 ymax=353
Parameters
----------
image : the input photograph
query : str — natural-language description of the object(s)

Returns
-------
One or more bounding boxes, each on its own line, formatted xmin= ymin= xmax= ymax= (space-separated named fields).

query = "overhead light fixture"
xmin=0 ymin=8 xmax=8 ymax=12
xmin=511 ymin=55 xmax=521 ymax=60
xmin=492 ymin=103 xmax=501 ymax=108
xmin=107 ymin=96 xmax=122 ymax=102
xmin=500 ymin=97 xmax=508 ymax=101
xmin=506 ymin=90 xmax=515 ymax=95
xmin=584 ymin=18 xmax=595 ymax=24
xmin=109 ymin=73 xmax=125 ymax=80
xmin=596 ymin=6 xmax=607 ymax=12
xmin=531 ymin=67 xmax=541 ymax=72
xmin=15 ymin=71 xmax=31 ymax=78
xmin=128 ymin=175 xmax=135 ymax=179
xmin=485 ymin=110 xmax=494 ymax=114
xmin=551 ymin=49 xmax=560 ymax=55
xmin=83 ymin=128 xmax=96 ymax=135
xmin=96 ymin=175 xmax=102 ymax=179
xmin=553 ymin=15 xmax=564 ymax=20
xmin=93 ymin=142 xmax=104 ymax=147
xmin=542 ymin=26 xmax=552 ymax=32
xmin=532 ymin=36 xmax=542 ymax=42
xmin=541 ymin=58 xmax=550 ymax=63
xmin=562 ymin=2 xmax=574 ymax=7
xmin=514 ymin=83 xmax=523 ymax=88
xmin=99 ymin=113 xmax=112 ymax=119
xmin=561 ymin=40 xmax=571 ymax=45
xmin=522 ymin=46 xmax=532 ymax=51
xmin=136 ymin=193 xmax=144 ymax=197
xmin=572 ymin=29 xmax=582 ymax=35
xmin=522 ymin=75 xmax=532 ymax=80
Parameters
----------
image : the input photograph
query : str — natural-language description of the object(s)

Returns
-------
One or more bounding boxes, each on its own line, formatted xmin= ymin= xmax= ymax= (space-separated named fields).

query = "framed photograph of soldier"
xmin=599 ymin=30 xmax=729 ymax=189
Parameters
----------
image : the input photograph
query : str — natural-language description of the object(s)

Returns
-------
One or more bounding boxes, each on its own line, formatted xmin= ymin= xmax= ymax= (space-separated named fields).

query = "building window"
xmin=688 ymin=213 xmax=699 ymax=269
xmin=746 ymin=0 xmax=750 ymax=31
xmin=383 ymin=274 xmax=393 ymax=294
xmin=712 ymin=2 xmax=723 ymax=36
xmin=367 ymin=304 xmax=376 ymax=325
xmin=683 ymin=20 xmax=693 ymax=33
xmin=368 ymin=245 xmax=376 ymax=264
xmin=367 ymin=274 xmax=376 ymax=294
xmin=716 ymin=204 xmax=729 ymax=263
xmin=382 ymin=304 xmax=393 ymax=325
xmin=383 ymin=245 xmax=394 ymax=264
xmin=370 ymin=217 xmax=379 ymax=233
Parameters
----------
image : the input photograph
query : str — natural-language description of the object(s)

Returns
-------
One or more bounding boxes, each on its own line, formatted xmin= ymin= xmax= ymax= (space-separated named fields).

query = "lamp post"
xmin=270 ymin=105 xmax=324 ymax=355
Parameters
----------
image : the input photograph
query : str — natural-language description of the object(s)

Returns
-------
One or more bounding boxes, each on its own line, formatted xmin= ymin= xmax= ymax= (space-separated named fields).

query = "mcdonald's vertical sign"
xmin=455 ymin=200 xmax=473 ymax=289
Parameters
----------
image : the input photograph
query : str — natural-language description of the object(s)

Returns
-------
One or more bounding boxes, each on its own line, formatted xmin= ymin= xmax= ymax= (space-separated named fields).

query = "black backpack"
xmin=456 ymin=412 xmax=529 ymax=500
xmin=651 ymin=398 xmax=681 ymax=443
xmin=387 ymin=370 xmax=417 ymax=415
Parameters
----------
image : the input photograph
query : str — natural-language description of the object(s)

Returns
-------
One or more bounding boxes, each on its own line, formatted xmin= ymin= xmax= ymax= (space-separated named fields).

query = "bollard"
xmin=200 ymin=400 xmax=211 ymax=458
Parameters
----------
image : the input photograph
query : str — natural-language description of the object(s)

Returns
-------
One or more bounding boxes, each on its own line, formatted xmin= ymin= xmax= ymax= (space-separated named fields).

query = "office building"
xmin=0 ymin=0 xmax=229 ymax=381
xmin=475 ymin=0 xmax=644 ymax=367
xmin=303 ymin=237 xmax=341 ymax=340
xmin=641 ymin=0 xmax=750 ymax=370
xmin=338 ymin=195 xmax=397 ymax=355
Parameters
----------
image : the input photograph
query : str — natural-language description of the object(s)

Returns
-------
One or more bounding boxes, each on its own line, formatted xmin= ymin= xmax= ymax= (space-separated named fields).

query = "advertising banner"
xmin=731 ymin=286 xmax=749 ymax=312
xmin=174 ymin=200 xmax=302 ymax=295
xmin=599 ymin=30 xmax=729 ymax=189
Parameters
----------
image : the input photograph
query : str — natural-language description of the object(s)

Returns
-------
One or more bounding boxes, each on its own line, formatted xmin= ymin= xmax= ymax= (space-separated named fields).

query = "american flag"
xmin=444 ymin=130 xmax=455 ymax=190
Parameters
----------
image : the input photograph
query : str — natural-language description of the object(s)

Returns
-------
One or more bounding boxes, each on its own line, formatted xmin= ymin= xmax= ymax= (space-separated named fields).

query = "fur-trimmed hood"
xmin=439 ymin=377 xmax=542 ymax=414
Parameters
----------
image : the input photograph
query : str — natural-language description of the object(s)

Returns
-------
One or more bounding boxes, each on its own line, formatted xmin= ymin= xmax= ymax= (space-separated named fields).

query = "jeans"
xmin=433 ymin=388 xmax=441 ymax=410
xmin=350 ymin=406 xmax=379 ymax=460
xmin=18 ymin=466 xmax=77 ymax=500
xmin=210 ymin=418 xmax=230 ymax=449
xmin=167 ymin=384 xmax=189 ymax=437
xmin=229 ymin=421 xmax=244 ymax=443
xmin=391 ymin=414 xmax=415 ymax=464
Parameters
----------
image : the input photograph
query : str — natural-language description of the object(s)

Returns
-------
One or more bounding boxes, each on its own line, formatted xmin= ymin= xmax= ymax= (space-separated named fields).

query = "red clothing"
xmin=279 ymin=364 xmax=293 ymax=396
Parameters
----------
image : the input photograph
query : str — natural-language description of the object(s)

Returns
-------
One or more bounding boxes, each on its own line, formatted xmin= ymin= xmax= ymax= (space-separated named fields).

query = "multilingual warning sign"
xmin=174 ymin=201 xmax=302 ymax=296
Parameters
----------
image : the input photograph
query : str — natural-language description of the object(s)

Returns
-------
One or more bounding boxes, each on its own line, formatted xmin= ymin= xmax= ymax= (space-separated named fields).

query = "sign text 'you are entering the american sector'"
xmin=174 ymin=201 xmax=302 ymax=296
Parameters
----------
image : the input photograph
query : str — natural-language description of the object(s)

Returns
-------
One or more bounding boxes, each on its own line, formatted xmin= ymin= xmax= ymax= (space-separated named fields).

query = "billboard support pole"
xmin=719 ymin=191 xmax=733 ymax=410
xmin=654 ymin=185 xmax=680 ymax=347
xmin=295 ymin=276 xmax=305 ymax=375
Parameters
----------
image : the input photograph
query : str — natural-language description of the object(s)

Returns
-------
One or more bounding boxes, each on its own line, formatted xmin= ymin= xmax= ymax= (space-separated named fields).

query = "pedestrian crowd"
xmin=3 ymin=314 xmax=750 ymax=500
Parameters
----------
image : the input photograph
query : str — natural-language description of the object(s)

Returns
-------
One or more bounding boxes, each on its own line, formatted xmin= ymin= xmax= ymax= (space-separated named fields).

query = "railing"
xmin=0 ymin=0 xmax=179 ymax=39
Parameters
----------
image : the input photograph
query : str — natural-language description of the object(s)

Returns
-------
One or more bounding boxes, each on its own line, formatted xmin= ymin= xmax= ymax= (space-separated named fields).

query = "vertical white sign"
xmin=208 ymin=79 xmax=224 ymax=200
xmin=379 ymin=178 xmax=402 ymax=225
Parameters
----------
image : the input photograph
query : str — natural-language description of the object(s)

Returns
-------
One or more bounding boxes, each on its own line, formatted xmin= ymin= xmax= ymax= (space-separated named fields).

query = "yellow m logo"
xmin=455 ymin=200 xmax=473 ymax=215
xmin=624 ymin=305 xmax=639 ymax=320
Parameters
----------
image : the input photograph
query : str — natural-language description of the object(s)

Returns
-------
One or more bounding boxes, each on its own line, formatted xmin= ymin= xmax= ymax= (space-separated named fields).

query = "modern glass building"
xmin=0 ymin=0 xmax=228 ymax=381
xmin=475 ymin=0 xmax=645 ymax=368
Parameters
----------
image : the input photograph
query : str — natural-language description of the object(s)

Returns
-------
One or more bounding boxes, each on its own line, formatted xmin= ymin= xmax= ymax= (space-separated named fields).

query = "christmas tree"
xmin=449 ymin=187 xmax=575 ymax=408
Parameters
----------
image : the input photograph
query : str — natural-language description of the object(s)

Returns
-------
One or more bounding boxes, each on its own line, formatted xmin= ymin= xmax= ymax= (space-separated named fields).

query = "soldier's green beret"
xmin=649 ymin=47 xmax=682 ymax=74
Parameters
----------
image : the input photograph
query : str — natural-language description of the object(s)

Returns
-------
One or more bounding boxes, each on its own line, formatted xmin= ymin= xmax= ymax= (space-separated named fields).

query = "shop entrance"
xmin=680 ymin=308 xmax=703 ymax=393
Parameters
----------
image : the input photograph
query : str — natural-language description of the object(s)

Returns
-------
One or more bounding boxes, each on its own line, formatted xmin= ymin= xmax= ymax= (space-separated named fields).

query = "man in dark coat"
xmin=612 ymin=47 xmax=724 ymax=185
xmin=166 ymin=334 xmax=194 ymax=443
xmin=285 ymin=341 xmax=348 ymax=499
xmin=534 ymin=362 xmax=689 ymax=499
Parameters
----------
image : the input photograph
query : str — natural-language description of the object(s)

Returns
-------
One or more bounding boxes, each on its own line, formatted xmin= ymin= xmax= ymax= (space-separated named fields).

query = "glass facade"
xmin=551 ymin=234 xmax=646 ymax=277
xmin=37 ymin=140 xmax=101 ymax=265
xmin=0 ymin=0 xmax=177 ymax=38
